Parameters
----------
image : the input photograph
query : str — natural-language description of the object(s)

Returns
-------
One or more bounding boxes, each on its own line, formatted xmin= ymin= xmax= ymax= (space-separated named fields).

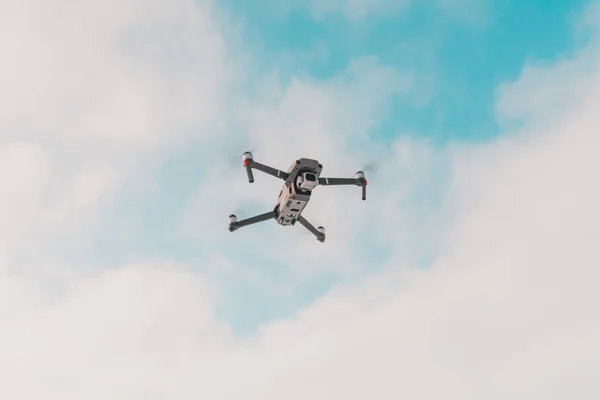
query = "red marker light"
xmin=365 ymin=180 xmax=368 ymax=185
xmin=243 ymin=159 xmax=250 ymax=166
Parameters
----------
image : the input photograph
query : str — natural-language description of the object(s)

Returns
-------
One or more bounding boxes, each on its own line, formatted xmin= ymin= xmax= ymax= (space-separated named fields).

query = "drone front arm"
xmin=318 ymin=177 xmax=360 ymax=186
xmin=242 ymin=152 xmax=289 ymax=183
xmin=318 ymin=172 xmax=368 ymax=201
xmin=250 ymin=161 xmax=289 ymax=181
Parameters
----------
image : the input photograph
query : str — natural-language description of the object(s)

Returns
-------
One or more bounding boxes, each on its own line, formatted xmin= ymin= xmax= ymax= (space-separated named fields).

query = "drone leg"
xmin=229 ymin=211 xmax=276 ymax=232
xmin=297 ymin=215 xmax=325 ymax=243
xmin=245 ymin=165 xmax=255 ymax=183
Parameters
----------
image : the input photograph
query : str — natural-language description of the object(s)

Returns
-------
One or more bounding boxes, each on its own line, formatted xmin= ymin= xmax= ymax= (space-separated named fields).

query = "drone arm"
xmin=297 ymin=215 xmax=325 ymax=242
xmin=318 ymin=177 xmax=360 ymax=186
xmin=242 ymin=152 xmax=289 ymax=183
xmin=318 ymin=176 xmax=368 ymax=201
xmin=246 ymin=160 xmax=289 ymax=183
xmin=229 ymin=211 xmax=277 ymax=232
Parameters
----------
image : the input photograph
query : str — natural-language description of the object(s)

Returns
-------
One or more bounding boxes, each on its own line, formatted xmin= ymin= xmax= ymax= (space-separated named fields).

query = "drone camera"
xmin=297 ymin=172 xmax=318 ymax=191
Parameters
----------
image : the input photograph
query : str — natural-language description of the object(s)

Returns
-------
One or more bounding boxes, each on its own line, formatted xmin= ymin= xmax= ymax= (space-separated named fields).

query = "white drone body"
xmin=228 ymin=152 xmax=367 ymax=243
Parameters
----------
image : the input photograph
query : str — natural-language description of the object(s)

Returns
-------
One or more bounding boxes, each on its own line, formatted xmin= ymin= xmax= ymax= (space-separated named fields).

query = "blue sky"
xmin=223 ymin=0 xmax=583 ymax=144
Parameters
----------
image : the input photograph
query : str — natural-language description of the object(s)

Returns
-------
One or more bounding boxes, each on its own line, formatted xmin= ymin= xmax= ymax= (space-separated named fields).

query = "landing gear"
xmin=317 ymin=226 xmax=325 ymax=243
xmin=228 ymin=214 xmax=238 ymax=232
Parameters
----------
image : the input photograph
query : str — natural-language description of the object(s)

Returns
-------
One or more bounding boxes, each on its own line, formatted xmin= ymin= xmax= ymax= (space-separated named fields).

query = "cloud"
xmin=1 ymin=0 xmax=229 ymax=146
xmin=0 ymin=0 xmax=232 ymax=259
xmin=0 ymin=263 xmax=234 ymax=399
xmin=1 ymin=1 xmax=600 ymax=399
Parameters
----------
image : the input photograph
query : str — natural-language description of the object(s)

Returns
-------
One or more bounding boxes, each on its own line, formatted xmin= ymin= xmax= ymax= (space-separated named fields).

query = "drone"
xmin=228 ymin=151 xmax=367 ymax=242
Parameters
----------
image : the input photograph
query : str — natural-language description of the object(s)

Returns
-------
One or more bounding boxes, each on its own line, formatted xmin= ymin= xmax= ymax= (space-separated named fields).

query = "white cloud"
xmin=0 ymin=0 xmax=232 ymax=252
xmin=0 ymin=141 xmax=50 ymax=245
xmin=0 ymin=0 xmax=229 ymax=147
xmin=1 ymin=1 xmax=600 ymax=399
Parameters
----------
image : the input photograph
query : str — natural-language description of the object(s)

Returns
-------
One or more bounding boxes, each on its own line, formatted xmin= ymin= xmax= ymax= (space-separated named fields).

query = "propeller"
xmin=217 ymin=132 xmax=262 ymax=168
xmin=226 ymin=205 xmax=249 ymax=225
xmin=355 ymin=159 xmax=387 ymax=201
xmin=359 ymin=160 xmax=384 ymax=175
xmin=224 ymin=146 xmax=260 ymax=169
xmin=228 ymin=199 xmax=271 ymax=219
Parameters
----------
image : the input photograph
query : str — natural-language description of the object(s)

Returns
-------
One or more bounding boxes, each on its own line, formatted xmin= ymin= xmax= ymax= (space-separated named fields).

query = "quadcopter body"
xmin=228 ymin=151 xmax=367 ymax=242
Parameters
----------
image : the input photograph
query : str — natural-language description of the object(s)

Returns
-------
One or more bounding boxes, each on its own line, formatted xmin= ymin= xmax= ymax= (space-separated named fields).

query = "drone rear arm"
xmin=229 ymin=211 xmax=277 ymax=232
xmin=297 ymin=215 xmax=325 ymax=242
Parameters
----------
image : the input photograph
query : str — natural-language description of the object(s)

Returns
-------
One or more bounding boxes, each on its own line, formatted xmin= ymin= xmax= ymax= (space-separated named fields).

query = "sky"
xmin=1 ymin=0 xmax=599 ymax=398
